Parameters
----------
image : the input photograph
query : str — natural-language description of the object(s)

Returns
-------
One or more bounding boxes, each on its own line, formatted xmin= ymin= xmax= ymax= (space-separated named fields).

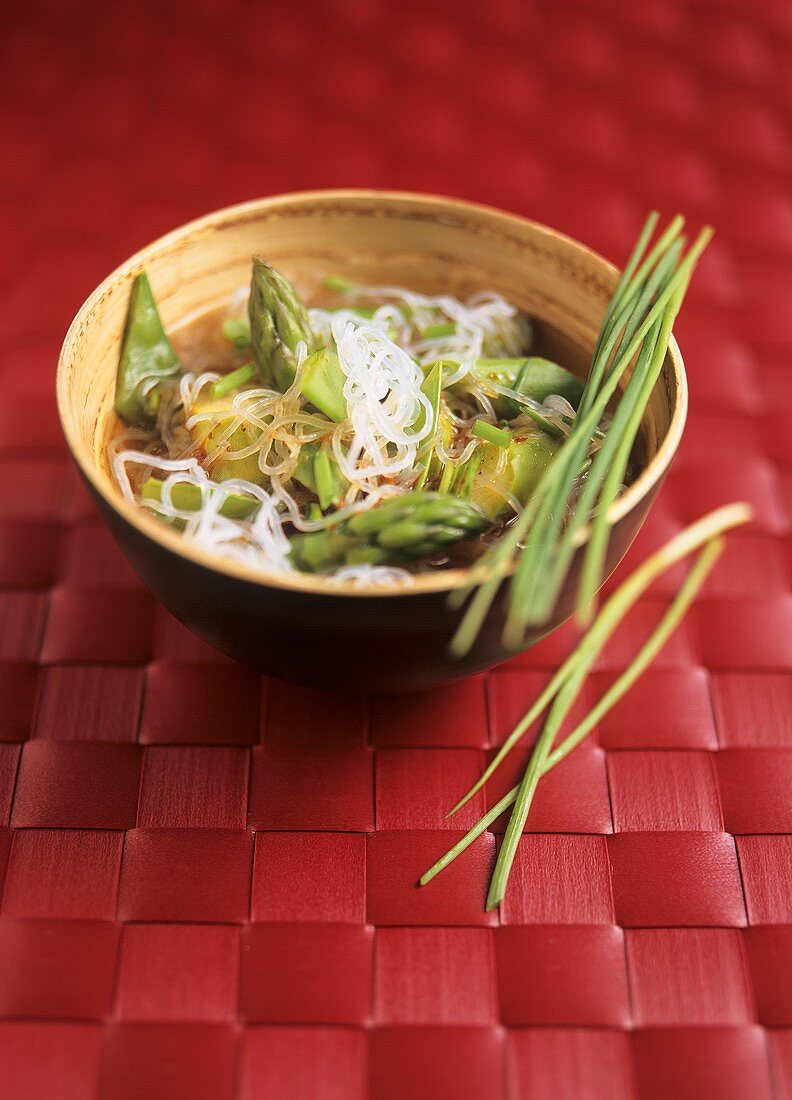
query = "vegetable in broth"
xmin=110 ymin=261 xmax=582 ymax=586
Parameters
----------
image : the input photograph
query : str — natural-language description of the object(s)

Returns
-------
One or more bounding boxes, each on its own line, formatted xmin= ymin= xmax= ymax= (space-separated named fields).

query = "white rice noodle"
xmin=113 ymin=452 xmax=295 ymax=573
xmin=312 ymin=286 xmax=527 ymax=391
xmin=483 ymin=380 xmax=577 ymax=438
xmin=309 ymin=307 xmax=393 ymax=346
xmin=184 ymin=382 xmax=330 ymax=484
xmin=329 ymin=564 xmax=413 ymax=588
xmin=435 ymin=438 xmax=479 ymax=468
xmin=351 ymin=287 xmax=523 ymax=382
xmin=294 ymin=339 xmax=308 ymax=368
xmin=330 ymin=315 xmax=435 ymax=496
xmin=543 ymin=394 xmax=577 ymax=419
xmin=116 ymin=451 xmax=416 ymax=582
xmin=187 ymin=477 xmax=294 ymax=574
xmin=179 ymin=371 xmax=220 ymax=415
xmin=112 ymin=450 xmax=206 ymax=504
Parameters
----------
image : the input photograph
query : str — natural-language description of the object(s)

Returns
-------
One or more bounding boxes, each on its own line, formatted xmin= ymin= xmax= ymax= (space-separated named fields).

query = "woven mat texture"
xmin=2 ymin=1 xmax=792 ymax=1097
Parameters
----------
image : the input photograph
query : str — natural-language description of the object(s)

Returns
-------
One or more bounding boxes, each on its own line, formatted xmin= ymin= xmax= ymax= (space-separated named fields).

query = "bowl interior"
xmin=57 ymin=191 xmax=685 ymax=596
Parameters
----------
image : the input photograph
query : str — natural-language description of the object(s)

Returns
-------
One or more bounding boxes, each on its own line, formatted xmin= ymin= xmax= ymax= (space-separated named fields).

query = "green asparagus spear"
xmin=474 ymin=357 xmax=583 ymax=419
xmin=288 ymin=492 xmax=490 ymax=572
xmin=211 ymin=362 xmax=256 ymax=399
xmin=141 ymin=477 xmax=259 ymax=521
xmin=469 ymin=430 xmax=559 ymax=520
xmin=516 ymin=357 xmax=584 ymax=406
xmin=248 ymin=258 xmax=314 ymax=391
xmin=115 ymin=272 xmax=181 ymax=428
xmin=293 ymin=441 xmax=347 ymax=510
xmin=297 ymin=348 xmax=347 ymax=421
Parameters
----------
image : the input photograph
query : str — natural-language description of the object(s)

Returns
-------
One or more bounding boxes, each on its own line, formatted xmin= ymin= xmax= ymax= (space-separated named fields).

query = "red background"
xmin=3 ymin=0 xmax=792 ymax=1097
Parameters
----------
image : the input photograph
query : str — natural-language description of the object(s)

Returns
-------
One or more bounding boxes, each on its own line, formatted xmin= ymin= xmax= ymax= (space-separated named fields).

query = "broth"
xmin=108 ymin=275 xmax=634 ymax=583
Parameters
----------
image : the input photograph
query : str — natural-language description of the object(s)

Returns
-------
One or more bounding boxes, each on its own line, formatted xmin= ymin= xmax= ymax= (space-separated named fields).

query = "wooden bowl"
xmin=57 ymin=191 xmax=687 ymax=692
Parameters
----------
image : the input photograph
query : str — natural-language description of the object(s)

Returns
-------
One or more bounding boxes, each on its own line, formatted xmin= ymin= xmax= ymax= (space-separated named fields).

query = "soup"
xmin=109 ymin=260 xmax=603 ymax=585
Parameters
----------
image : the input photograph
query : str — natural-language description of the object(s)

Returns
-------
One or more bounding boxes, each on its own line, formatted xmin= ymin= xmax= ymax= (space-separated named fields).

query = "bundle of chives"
xmin=450 ymin=214 xmax=713 ymax=657
xmin=421 ymin=502 xmax=752 ymax=908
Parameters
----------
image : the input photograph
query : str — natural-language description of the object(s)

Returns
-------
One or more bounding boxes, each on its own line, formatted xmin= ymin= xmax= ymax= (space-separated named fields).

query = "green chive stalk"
xmin=506 ymin=228 xmax=711 ymax=639
xmin=421 ymin=536 xmax=722 ymax=887
xmin=421 ymin=546 xmax=724 ymax=887
xmin=450 ymin=215 xmax=712 ymax=658
xmin=211 ymin=362 xmax=256 ymax=399
xmin=509 ymin=253 xmax=682 ymax=636
xmin=577 ymin=213 xmax=682 ymax=416
xmin=420 ymin=502 xmax=751 ymax=901
xmin=472 ymin=420 xmax=511 ymax=448
xmin=451 ymin=499 xmax=749 ymax=817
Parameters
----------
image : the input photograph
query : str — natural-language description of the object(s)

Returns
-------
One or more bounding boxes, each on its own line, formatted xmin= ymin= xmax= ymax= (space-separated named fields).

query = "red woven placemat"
xmin=2 ymin=1 xmax=792 ymax=1097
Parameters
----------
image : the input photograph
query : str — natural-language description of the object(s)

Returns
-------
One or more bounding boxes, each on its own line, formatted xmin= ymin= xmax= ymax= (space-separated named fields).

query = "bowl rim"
xmin=57 ymin=188 xmax=688 ymax=599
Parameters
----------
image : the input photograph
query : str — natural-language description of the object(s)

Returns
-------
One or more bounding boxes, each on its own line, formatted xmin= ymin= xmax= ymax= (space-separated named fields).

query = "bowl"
xmin=57 ymin=191 xmax=687 ymax=693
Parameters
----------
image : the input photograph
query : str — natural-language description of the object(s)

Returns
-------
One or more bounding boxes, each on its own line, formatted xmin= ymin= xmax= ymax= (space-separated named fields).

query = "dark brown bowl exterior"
xmin=87 ymin=473 xmax=661 ymax=694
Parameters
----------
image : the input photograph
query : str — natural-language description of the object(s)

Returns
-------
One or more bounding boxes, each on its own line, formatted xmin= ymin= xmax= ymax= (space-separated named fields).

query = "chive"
xmin=450 ymin=215 xmax=712 ymax=657
xmin=324 ymin=275 xmax=357 ymax=293
xmin=518 ymin=403 xmax=565 ymax=439
xmin=545 ymin=540 xmax=724 ymax=768
xmin=222 ymin=317 xmax=251 ymax=348
xmin=472 ymin=420 xmax=511 ymax=448
xmin=420 ymin=321 xmax=456 ymax=340
xmin=507 ymin=234 xmax=699 ymax=636
xmin=420 ymin=502 xmax=751 ymax=893
xmin=451 ymin=500 xmax=749 ymax=816
xmin=510 ymin=288 xmax=671 ymax=635
xmin=486 ymin=653 xmax=602 ymax=908
xmin=497 ymin=534 xmax=728 ymax=911
xmin=578 ymin=212 xmax=680 ymax=417
xmin=576 ymin=288 xmax=688 ymax=620
xmin=211 ymin=362 xmax=256 ymax=399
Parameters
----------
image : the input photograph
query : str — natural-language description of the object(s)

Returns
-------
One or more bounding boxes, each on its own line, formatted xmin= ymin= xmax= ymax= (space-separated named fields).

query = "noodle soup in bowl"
xmin=57 ymin=191 xmax=687 ymax=693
